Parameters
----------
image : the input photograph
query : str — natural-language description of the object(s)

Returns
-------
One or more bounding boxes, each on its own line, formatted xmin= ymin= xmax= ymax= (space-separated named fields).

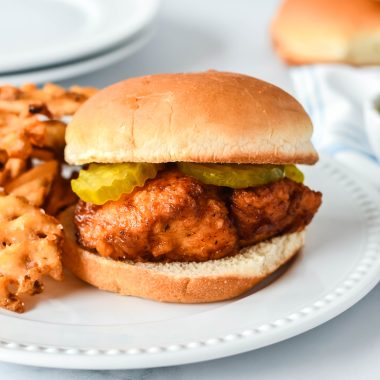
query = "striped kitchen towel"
xmin=290 ymin=65 xmax=380 ymax=189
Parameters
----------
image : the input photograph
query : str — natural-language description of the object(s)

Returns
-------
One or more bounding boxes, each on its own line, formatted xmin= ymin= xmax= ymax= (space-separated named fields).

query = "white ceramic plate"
xmin=0 ymin=25 xmax=155 ymax=85
xmin=0 ymin=156 xmax=379 ymax=369
xmin=0 ymin=0 xmax=159 ymax=73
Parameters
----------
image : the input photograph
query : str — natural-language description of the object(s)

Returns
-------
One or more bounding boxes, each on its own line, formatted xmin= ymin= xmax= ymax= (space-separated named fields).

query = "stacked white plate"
xmin=0 ymin=0 xmax=159 ymax=85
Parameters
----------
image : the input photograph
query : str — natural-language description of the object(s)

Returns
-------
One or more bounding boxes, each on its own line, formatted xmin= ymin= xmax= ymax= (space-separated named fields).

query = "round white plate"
xmin=0 ymin=26 xmax=155 ymax=85
xmin=0 ymin=0 xmax=159 ymax=73
xmin=0 ymin=156 xmax=379 ymax=369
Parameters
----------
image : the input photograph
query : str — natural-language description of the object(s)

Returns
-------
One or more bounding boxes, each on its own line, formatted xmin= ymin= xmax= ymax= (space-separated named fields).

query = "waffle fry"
xmin=0 ymin=194 xmax=63 ymax=313
xmin=45 ymin=174 xmax=78 ymax=216
xmin=69 ymin=85 xmax=98 ymax=98
xmin=5 ymin=160 xmax=59 ymax=207
xmin=0 ymin=122 xmax=31 ymax=159
xmin=0 ymin=82 xmax=97 ymax=312
xmin=0 ymin=82 xmax=98 ymax=163
xmin=0 ymin=156 xmax=27 ymax=187
xmin=0 ymin=82 xmax=97 ymax=118
xmin=0 ymin=149 xmax=8 ymax=185
xmin=5 ymin=158 xmax=27 ymax=179
xmin=27 ymin=119 xmax=66 ymax=157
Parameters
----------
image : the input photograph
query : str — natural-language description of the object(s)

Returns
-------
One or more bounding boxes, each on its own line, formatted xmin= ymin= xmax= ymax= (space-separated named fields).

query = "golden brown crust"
xmin=65 ymin=71 xmax=318 ymax=166
xmin=60 ymin=207 xmax=305 ymax=303
xmin=271 ymin=0 xmax=380 ymax=65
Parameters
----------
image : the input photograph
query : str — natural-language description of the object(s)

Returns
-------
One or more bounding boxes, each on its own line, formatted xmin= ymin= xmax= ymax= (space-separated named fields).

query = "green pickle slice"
xmin=177 ymin=163 xmax=283 ymax=188
xmin=284 ymin=164 xmax=304 ymax=183
xmin=71 ymin=163 xmax=159 ymax=205
xmin=177 ymin=163 xmax=303 ymax=188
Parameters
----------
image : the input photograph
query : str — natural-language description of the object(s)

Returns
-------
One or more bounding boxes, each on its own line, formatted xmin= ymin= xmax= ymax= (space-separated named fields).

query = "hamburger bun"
xmin=271 ymin=0 xmax=380 ymax=65
xmin=60 ymin=207 xmax=305 ymax=303
xmin=65 ymin=71 xmax=317 ymax=165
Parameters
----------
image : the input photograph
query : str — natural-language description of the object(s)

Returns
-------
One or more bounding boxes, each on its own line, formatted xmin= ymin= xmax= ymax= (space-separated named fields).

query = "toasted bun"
xmin=65 ymin=71 xmax=318 ymax=165
xmin=59 ymin=207 xmax=305 ymax=303
xmin=272 ymin=0 xmax=380 ymax=65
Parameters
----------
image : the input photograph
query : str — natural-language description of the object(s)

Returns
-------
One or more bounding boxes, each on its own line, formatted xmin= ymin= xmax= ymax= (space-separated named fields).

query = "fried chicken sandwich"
xmin=61 ymin=71 xmax=322 ymax=303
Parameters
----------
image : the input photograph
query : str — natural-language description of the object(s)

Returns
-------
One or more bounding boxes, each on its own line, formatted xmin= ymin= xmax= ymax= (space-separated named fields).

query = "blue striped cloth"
xmin=290 ymin=65 xmax=380 ymax=189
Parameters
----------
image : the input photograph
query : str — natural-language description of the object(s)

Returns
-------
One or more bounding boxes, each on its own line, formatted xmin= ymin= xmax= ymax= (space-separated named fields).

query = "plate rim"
xmin=0 ymin=26 xmax=156 ymax=86
xmin=0 ymin=0 xmax=159 ymax=73
xmin=0 ymin=155 xmax=379 ymax=369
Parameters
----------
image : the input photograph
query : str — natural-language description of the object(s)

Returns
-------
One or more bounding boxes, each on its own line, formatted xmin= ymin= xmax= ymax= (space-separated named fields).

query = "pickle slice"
xmin=71 ymin=163 xmax=159 ymax=205
xmin=177 ymin=162 xmax=285 ymax=188
xmin=284 ymin=164 xmax=304 ymax=183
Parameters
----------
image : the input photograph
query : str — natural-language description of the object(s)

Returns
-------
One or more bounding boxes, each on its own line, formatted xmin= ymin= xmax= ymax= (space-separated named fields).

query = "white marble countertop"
xmin=2 ymin=0 xmax=379 ymax=378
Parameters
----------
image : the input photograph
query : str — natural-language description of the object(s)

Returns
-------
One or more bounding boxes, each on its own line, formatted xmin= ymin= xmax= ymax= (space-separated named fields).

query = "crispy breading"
xmin=230 ymin=179 xmax=322 ymax=246
xmin=75 ymin=172 xmax=322 ymax=263
xmin=75 ymin=169 xmax=239 ymax=262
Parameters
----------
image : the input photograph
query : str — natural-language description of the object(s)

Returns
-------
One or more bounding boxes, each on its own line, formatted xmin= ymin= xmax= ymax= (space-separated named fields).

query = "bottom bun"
xmin=59 ymin=207 xmax=306 ymax=303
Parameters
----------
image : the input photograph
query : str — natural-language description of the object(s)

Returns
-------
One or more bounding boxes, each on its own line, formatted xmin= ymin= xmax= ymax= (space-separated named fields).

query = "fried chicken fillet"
xmin=231 ymin=178 xmax=322 ymax=246
xmin=75 ymin=169 xmax=238 ymax=262
xmin=75 ymin=169 xmax=322 ymax=262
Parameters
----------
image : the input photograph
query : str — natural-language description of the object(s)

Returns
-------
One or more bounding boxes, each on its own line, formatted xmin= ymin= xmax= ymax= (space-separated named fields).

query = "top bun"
xmin=271 ymin=0 xmax=380 ymax=65
xmin=65 ymin=71 xmax=318 ymax=165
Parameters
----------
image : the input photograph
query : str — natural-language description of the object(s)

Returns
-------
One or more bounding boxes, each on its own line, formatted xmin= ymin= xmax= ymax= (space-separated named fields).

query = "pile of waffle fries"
xmin=0 ymin=83 xmax=97 ymax=312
